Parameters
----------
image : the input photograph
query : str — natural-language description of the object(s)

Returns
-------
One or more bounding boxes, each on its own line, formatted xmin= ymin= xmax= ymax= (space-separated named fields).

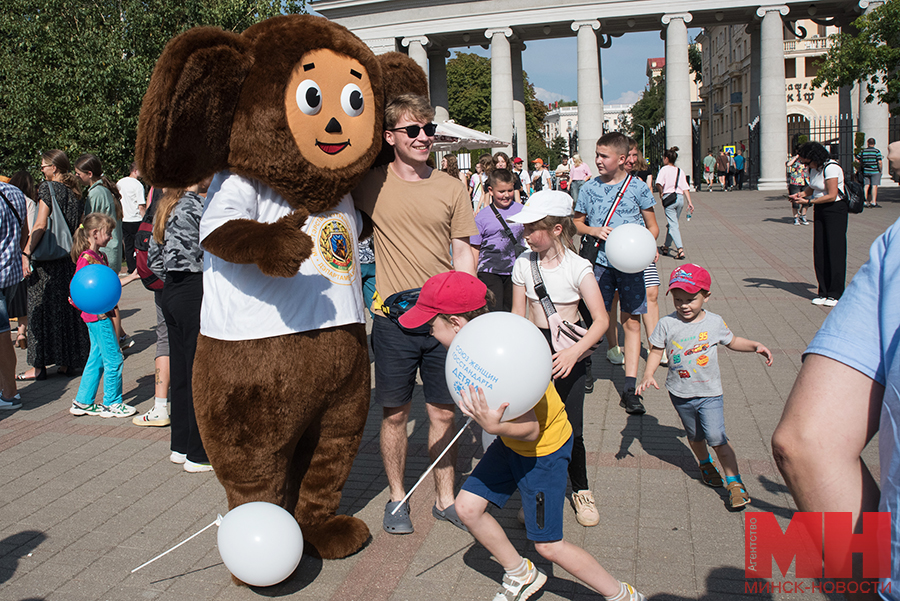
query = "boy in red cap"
xmin=637 ymin=264 xmax=773 ymax=510
xmin=400 ymin=270 xmax=646 ymax=601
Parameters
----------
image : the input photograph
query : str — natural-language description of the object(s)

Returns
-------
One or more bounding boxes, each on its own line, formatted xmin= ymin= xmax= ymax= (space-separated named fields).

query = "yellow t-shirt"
xmin=501 ymin=383 xmax=572 ymax=457
xmin=353 ymin=164 xmax=477 ymax=299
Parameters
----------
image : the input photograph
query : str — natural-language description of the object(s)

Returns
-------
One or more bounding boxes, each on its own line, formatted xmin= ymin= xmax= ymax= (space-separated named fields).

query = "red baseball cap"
xmin=398 ymin=271 xmax=487 ymax=329
xmin=668 ymin=264 xmax=711 ymax=294
xmin=512 ymin=157 xmax=523 ymax=164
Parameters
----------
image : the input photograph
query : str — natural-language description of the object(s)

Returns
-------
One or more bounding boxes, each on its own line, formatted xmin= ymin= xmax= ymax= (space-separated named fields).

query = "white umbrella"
xmin=432 ymin=120 xmax=509 ymax=152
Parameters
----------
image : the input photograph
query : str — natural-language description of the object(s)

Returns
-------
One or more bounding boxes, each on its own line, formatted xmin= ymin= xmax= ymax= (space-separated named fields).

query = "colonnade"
xmin=393 ymin=1 xmax=887 ymax=191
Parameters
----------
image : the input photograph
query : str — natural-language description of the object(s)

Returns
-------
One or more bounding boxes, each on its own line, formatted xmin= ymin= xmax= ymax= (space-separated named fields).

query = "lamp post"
xmin=634 ymin=122 xmax=646 ymax=158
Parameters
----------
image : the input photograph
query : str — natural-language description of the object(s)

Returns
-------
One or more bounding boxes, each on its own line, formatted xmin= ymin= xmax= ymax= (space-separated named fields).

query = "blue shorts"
xmin=593 ymin=264 xmax=647 ymax=315
xmin=669 ymin=393 xmax=728 ymax=446
xmin=0 ymin=284 xmax=17 ymax=334
xmin=371 ymin=315 xmax=454 ymax=407
xmin=462 ymin=435 xmax=573 ymax=542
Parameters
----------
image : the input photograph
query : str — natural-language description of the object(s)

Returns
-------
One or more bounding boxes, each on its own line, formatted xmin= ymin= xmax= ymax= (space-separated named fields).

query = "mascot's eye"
xmin=341 ymin=84 xmax=364 ymax=117
xmin=296 ymin=80 xmax=322 ymax=115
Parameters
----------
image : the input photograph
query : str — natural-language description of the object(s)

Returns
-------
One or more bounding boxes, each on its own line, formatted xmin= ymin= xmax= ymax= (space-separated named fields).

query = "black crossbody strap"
xmin=490 ymin=204 xmax=525 ymax=252
xmin=529 ymin=253 xmax=558 ymax=319
xmin=602 ymin=174 xmax=633 ymax=227
xmin=0 ymin=189 xmax=22 ymax=227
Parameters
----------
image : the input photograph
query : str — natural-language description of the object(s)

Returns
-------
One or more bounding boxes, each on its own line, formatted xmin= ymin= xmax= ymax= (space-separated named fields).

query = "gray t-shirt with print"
xmin=648 ymin=310 xmax=734 ymax=398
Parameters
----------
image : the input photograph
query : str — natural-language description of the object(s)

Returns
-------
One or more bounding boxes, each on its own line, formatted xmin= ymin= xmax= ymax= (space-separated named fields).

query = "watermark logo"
xmin=745 ymin=512 xmax=891 ymax=593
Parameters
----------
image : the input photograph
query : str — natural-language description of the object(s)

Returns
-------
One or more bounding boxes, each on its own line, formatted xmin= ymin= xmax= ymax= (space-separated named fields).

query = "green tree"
xmin=446 ymin=52 xmax=547 ymax=163
xmin=0 ymin=0 xmax=305 ymax=179
xmin=688 ymin=42 xmax=703 ymax=84
xmin=630 ymin=72 xmax=666 ymax=160
xmin=811 ymin=0 xmax=900 ymax=114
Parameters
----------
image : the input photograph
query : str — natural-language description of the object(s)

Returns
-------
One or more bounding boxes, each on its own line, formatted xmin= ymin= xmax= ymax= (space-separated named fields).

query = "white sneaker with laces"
xmin=823 ymin=298 xmax=839 ymax=307
xmin=132 ymin=405 xmax=170 ymax=427
xmin=170 ymin=451 xmax=187 ymax=464
xmin=811 ymin=297 xmax=828 ymax=306
xmin=606 ymin=346 xmax=625 ymax=365
xmin=100 ymin=403 xmax=137 ymax=418
xmin=493 ymin=560 xmax=546 ymax=601
xmin=571 ymin=490 xmax=600 ymax=526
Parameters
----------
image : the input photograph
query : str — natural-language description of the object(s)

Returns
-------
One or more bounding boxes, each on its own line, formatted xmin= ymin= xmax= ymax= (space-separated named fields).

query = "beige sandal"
xmin=726 ymin=482 xmax=751 ymax=509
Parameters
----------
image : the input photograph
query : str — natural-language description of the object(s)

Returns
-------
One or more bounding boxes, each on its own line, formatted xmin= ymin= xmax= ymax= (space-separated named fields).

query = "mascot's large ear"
xmin=372 ymin=52 xmax=429 ymax=167
xmin=135 ymin=27 xmax=253 ymax=187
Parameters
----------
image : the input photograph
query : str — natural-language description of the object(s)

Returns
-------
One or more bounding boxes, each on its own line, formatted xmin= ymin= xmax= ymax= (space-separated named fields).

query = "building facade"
xmin=542 ymin=104 xmax=634 ymax=153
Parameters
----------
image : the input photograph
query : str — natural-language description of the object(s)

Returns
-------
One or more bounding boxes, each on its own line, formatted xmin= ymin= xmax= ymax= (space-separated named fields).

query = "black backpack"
xmin=827 ymin=161 xmax=865 ymax=214
xmin=135 ymin=189 xmax=163 ymax=291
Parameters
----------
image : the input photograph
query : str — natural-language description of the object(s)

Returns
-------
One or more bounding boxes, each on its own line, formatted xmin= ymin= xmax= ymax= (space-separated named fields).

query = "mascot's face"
xmin=285 ymin=48 xmax=377 ymax=170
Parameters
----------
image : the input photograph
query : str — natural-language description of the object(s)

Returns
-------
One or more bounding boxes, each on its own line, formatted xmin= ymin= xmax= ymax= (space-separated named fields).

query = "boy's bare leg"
xmin=621 ymin=312 xmax=642 ymax=379
xmin=534 ymin=540 xmax=621 ymax=597
xmin=427 ymin=402 xmax=458 ymax=510
xmin=155 ymin=355 xmax=170 ymax=398
xmin=606 ymin=294 xmax=619 ymax=350
xmin=642 ymin=285 xmax=659 ymax=344
xmin=382 ymin=404 xmax=412 ymax=502
xmin=711 ymin=442 xmax=740 ymax=478
xmin=456 ymin=490 xmax=521 ymax=569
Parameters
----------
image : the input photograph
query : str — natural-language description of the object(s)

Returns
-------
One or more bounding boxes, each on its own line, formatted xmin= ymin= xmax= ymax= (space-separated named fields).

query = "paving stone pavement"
xmin=1 ymin=188 xmax=896 ymax=601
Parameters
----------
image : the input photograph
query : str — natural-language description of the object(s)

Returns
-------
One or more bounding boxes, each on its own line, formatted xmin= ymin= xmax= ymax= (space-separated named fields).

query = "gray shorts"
xmin=863 ymin=173 xmax=881 ymax=186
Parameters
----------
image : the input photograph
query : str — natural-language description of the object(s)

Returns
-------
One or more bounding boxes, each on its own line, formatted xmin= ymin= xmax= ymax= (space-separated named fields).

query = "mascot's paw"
xmin=256 ymin=208 xmax=314 ymax=278
xmin=302 ymin=515 xmax=371 ymax=559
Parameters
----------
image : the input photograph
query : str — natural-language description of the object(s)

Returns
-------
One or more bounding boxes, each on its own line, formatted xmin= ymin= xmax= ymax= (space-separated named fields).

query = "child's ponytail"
xmin=71 ymin=212 xmax=116 ymax=263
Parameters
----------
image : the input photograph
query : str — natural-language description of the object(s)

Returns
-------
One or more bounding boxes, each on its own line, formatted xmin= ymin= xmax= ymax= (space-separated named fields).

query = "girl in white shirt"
xmin=509 ymin=191 xmax=608 ymax=527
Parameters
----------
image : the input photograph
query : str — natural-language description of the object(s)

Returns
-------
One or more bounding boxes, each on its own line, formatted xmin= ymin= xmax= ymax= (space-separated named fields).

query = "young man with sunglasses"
xmin=353 ymin=93 xmax=477 ymax=536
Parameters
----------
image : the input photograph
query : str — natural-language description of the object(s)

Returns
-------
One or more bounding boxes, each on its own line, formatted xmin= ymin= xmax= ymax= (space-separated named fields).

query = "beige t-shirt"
xmin=354 ymin=164 xmax=477 ymax=299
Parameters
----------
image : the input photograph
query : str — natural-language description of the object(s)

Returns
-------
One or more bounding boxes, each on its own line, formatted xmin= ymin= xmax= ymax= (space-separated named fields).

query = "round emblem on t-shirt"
xmin=307 ymin=211 xmax=356 ymax=285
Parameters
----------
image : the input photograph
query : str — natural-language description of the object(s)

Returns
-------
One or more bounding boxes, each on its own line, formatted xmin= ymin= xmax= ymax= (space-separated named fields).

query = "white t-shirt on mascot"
xmin=199 ymin=171 xmax=365 ymax=341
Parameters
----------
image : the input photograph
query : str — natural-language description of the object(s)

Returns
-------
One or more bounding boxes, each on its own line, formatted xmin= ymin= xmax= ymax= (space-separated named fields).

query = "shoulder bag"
xmin=530 ymin=253 xmax=599 ymax=362
xmin=578 ymin=174 xmax=633 ymax=264
xmin=31 ymin=182 xmax=74 ymax=262
xmin=662 ymin=168 xmax=681 ymax=208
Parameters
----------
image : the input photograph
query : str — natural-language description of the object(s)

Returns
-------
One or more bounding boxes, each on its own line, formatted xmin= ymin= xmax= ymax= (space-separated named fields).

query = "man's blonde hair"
xmin=384 ymin=94 xmax=435 ymax=130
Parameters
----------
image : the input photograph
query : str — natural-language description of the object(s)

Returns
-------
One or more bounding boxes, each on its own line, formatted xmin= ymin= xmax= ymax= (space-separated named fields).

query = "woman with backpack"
xmin=787 ymin=142 xmax=847 ymax=307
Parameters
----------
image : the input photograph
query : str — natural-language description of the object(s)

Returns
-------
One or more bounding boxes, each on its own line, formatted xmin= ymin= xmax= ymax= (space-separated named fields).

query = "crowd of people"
xmin=2 ymin=96 xmax=898 ymax=599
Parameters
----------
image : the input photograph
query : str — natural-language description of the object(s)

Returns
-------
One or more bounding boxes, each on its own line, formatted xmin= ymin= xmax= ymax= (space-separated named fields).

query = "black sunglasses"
xmin=388 ymin=122 xmax=437 ymax=138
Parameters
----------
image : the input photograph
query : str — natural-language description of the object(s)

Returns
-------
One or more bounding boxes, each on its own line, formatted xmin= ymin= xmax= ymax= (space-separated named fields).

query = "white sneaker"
xmin=0 ymin=397 xmax=22 ymax=411
xmin=823 ymin=298 xmax=839 ymax=307
xmin=184 ymin=459 xmax=214 ymax=473
xmin=811 ymin=297 xmax=828 ymax=306
xmin=170 ymin=451 xmax=187 ymax=464
xmin=132 ymin=405 xmax=170 ymax=427
xmin=606 ymin=346 xmax=625 ymax=365
xmin=100 ymin=403 xmax=137 ymax=418
xmin=493 ymin=559 xmax=546 ymax=601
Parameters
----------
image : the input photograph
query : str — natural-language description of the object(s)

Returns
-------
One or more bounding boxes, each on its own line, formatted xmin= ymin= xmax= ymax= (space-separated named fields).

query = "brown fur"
xmin=135 ymin=14 xmax=427 ymax=569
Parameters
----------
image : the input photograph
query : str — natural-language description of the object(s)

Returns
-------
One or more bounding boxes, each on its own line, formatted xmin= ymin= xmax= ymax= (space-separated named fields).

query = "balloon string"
xmin=131 ymin=516 xmax=222 ymax=573
xmin=391 ymin=417 xmax=473 ymax=515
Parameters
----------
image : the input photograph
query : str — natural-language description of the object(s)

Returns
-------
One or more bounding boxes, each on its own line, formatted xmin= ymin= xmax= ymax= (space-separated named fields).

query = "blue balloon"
xmin=70 ymin=264 xmax=122 ymax=315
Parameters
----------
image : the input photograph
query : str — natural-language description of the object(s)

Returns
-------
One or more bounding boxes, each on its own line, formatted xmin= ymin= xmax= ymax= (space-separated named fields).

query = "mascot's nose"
xmin=325 ymin=117 xmax=342 ymax=134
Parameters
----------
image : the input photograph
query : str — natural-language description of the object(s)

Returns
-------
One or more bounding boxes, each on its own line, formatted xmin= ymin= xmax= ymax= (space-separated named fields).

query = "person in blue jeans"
xmin=655 ymin=147 xmax=694 ymax=261
xmin=69 ymin=213 xmax=134 ymax=418
xmin=638 ymin=263 xmax=772 ymax=510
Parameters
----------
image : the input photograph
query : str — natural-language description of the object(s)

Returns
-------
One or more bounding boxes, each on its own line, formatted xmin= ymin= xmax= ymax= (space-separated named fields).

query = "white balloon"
xmin=605 ymin=223 xmax=657 ymax=274
xmin=445 ymin=312 xmax=551 ymax=421
xmin=217 ymin=502 xmax=303 ymax=587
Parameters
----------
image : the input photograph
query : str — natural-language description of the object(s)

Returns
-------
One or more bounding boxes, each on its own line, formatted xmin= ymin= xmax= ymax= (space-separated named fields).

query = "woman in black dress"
xmin=18 ymin=150 xmax=90 ymax=380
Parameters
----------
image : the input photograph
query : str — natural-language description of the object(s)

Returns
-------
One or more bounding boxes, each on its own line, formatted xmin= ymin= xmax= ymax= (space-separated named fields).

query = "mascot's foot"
xmin=302 ymin=514 xmax=371 ymax=559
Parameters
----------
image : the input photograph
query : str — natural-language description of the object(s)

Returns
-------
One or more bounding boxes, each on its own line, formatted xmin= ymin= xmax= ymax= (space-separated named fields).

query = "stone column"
xmin=511 ymin=42 xmax=529 ymax=161
xmin=756 ymin=5 xmax=790 ymax=191
xmin=428 ymin=48 xmax=451 ymax=123
xmin=572 ymin=20 xmax=602 ymax=175
xmin=662 ymin=13 xmax=693 ymax=175
xmin=401 ymin=36 xmax=429 ymax=87
xmin=485 ymin=27 xmax=514 ymax=154
xmin=857 ymin=0 xmax=893 ymax=185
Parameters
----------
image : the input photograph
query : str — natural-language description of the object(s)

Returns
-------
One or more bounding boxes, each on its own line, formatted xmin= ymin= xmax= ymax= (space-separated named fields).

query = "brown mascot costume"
xmin=134 ymin=15 xmax=426 ymax=567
